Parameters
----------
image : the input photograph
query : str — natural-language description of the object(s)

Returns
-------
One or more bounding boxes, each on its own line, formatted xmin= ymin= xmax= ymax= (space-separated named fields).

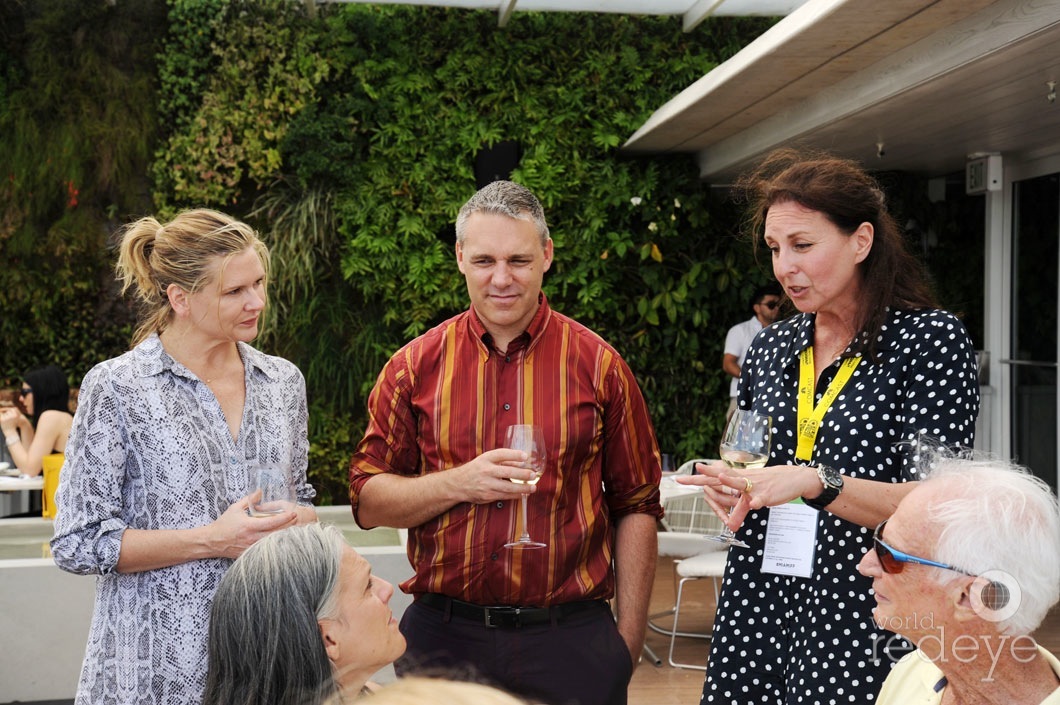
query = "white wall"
xmin=0 ymin=510 xmax=411 ymax=704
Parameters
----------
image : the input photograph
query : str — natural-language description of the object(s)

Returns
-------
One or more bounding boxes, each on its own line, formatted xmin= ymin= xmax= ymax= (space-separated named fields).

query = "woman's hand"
xmin=675 ymin=461 xmax=820 ymax=531
xmin=292 ymin=503 xmax=318 ymax=525
xmin=208 ymin=495 xmax=298 ymax=560
xmin=0 ymin=407 xmax=24 ymax=433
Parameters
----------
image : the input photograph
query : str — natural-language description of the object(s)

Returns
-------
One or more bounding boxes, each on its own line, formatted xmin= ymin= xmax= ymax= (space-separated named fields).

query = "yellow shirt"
xmin=876 ymin=645 xmax=1060 ymax=705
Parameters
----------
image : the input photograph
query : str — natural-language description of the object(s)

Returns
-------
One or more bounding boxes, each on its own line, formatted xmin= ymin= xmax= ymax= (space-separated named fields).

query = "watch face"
xmin=820 ymin=465 xmax=843 ymax=488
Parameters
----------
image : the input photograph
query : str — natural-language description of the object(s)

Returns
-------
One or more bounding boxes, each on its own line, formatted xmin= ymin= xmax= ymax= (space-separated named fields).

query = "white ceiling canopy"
xmin=623 ymin=0 xmax=1060 ymax=181
xmin=315 ymin=0 xmax=807 ymax=32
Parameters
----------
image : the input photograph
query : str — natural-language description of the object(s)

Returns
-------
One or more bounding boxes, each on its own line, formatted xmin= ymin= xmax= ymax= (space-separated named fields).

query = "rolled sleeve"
xmin=601 ymin=357 xmax=663 ymax=520
xmin=51 ymin=366 xmax=131 ymax=576
xmin=349 ymin=348 xmax=420 ymax=524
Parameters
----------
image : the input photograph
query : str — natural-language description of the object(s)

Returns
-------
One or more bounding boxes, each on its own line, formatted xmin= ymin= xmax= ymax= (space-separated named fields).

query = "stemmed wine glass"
xmin=503 ymin=424 xmax=547 ymax=549
xmin=708 ymin=409 xmax=772 ymax=548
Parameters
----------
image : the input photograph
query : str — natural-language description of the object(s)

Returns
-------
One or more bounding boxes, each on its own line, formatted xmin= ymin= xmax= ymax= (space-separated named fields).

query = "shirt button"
xmin=505 ymin=355 xmax=511 ymax=363
xmin=490 ymin=552 xmax=499 ymax=561
xmin=503 ymin=403 xmax=511 ymax=411
xmin=229 ymin=457 xmax=238 ymax=465
xmin=496 ymin=501 xmax=504 ymax=509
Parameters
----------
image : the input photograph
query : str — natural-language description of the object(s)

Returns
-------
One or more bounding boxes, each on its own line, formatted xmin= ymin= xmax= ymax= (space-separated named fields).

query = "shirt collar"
xmin=468 ymin=292 xmax=552 ymax=354
xmin=781 ymin=307 xmax=897 ymax=368
xmin=131 ymin=333 xmax=279 ymax=381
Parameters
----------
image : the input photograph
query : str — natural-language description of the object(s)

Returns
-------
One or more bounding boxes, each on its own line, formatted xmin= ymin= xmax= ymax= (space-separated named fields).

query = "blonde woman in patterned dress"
xmin=51 ymin=209 xmax=317 ymax=705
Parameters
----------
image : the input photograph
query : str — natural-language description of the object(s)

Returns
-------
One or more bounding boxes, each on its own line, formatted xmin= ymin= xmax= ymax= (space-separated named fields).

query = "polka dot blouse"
xmin=701 ymin=308 xmax=980 ymax=704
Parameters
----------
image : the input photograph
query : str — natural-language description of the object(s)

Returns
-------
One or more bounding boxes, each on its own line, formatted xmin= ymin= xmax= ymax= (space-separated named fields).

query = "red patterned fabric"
xmin=350 ymin=295 xmax=662 ymax=606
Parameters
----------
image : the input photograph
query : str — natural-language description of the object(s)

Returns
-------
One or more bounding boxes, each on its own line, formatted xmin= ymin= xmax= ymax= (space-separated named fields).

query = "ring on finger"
xmin=743 ymin=477 xmax=753 ymax=494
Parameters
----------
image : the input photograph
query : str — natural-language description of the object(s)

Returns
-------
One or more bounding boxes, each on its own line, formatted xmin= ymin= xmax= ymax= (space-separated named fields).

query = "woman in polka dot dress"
xmin=677 ymin=148 xmax=980 ymax=704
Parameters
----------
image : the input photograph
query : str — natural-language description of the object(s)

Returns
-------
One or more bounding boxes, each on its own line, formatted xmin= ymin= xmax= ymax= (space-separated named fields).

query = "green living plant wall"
xmin=151 ymin=2 xmax=781 ymax=500
xmin=0 ymin=1 xmax=986 ymax=504
xmin=0 ymin=0 xmax=162 ymax=386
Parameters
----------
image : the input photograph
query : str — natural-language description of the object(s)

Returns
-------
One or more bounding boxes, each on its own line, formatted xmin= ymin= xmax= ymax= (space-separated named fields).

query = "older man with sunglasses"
xmin=857 ymin=456 xmax=1060 ymax=705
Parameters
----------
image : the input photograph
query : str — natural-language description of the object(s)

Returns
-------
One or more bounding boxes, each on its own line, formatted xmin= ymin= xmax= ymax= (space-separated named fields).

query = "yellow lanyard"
xmin=796 ymin=347 xmax=861 ymax=461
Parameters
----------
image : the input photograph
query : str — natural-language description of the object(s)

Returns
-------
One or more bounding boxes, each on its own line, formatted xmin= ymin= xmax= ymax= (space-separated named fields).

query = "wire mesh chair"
xmin=651 ymin=459 xmax=729 ymax=669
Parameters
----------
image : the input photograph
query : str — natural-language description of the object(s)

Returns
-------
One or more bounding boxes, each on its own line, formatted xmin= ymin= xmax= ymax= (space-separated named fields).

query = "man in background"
xmin=722 ymin=283 xmax=781 ymax=419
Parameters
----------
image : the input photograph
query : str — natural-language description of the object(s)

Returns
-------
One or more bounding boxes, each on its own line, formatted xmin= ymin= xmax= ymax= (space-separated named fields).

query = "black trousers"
xmin=395 ymin=598 xmax=634 ymax=705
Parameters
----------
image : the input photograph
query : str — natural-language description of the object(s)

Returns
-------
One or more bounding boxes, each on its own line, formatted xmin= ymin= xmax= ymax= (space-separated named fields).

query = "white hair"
xmin=921 ymin=456 xmax=1060 ymax=635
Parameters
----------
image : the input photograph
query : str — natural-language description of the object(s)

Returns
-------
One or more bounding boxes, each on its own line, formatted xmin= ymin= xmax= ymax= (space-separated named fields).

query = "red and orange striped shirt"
xmin=350 ymin=296 xmax=663 ymax=606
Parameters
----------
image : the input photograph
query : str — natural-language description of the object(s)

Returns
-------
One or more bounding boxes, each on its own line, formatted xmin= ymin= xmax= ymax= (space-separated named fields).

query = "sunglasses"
xmin=872 ymin=520 xmax=973 ymax=576
xmin=758 ymin=300 xmax=780 ymax=310
xmin=19 ymin=387 xmax=32 ymax=397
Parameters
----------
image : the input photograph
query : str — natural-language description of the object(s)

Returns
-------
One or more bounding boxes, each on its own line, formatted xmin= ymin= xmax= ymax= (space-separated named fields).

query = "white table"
xmin=0 ymin=476 xmax=45 ymax=492
xmin=0 ymin=475 xmax=44 ymax=518
xmin=660 ymin=473 xmax=703 ymax=503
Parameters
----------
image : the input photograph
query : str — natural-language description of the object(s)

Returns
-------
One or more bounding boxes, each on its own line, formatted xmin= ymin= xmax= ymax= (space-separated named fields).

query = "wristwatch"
xmin=803 ymin=463 xmax=843 ymax=510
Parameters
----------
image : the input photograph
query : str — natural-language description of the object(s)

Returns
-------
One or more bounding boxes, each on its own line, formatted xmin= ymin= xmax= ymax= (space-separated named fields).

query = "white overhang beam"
xmin=498 ymin=0 xmax=517 ymax=27
xmin=695 ymin=0 xmax=1060 ymax=179
xmin=683 ymin=0 xmax=726 ymax=32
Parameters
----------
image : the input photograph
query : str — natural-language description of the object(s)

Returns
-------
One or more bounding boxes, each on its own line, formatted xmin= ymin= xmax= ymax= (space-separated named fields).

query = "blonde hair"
xmin=364 ymin=678 xmax=532 ymax=705
xmin=116 ymin=208 xmax=270 ymax=345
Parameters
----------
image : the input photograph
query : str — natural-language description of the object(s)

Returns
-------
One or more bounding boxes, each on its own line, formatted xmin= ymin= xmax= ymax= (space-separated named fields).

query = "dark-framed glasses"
xmin=760 ymin=300 xmax=780 ymax=310
xmin=19 ymin=387 xmax=32 ymax=397
xmin=872 ymin=520 xmax=973 ymax=576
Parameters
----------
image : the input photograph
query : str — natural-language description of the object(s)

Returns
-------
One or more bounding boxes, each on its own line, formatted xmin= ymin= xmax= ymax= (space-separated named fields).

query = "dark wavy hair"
xmin=736 ymin=147 xmax=937 ymax=359
xmin=22 ymin=365 xmax=70 ymax=427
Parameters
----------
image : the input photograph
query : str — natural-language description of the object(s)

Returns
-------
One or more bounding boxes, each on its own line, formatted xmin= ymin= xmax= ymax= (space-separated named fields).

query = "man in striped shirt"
xmin=350 ymin=181 xmax=664 ymax=705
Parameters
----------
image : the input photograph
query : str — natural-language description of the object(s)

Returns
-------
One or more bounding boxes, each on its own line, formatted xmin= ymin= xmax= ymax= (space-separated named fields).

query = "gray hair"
xmin=203 ymin=523 xmax=347 ymax=705
xmin=922 ymin=456 xmax=1060 ymax=635
xmin=454 ymin=180 xmax=550 ymax=246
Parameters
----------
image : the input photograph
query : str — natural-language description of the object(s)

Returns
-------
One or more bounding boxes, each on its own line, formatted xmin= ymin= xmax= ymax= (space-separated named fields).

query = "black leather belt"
xmin=416 ymin=592 xmax=605 ymax=628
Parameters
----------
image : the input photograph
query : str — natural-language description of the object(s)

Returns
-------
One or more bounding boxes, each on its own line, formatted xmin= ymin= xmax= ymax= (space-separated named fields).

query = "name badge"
xmin=761 ymin=503 xmax=819 ymax=578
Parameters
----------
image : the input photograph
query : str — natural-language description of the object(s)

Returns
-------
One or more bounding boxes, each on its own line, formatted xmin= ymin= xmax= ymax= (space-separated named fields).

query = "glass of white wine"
xmin=503 ymin=424 xmax=547 ymax=549
xmin=709 ymin=409 xmax=772 ymax=548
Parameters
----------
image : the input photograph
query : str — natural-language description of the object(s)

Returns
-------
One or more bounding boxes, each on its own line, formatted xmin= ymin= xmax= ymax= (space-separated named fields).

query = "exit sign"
xmin=966 ymin=155 xmax=1002 ymax=194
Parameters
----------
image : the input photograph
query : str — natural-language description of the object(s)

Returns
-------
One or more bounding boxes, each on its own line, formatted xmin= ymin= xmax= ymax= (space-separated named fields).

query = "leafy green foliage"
xmin=155 ymin=0 xmax=228 ymax=137
xmin=153 ymin=0 xmax=331 ymax=210
xmin=148 ymin=4 xmax=784 ymax=478
xmin=4 ymin=3 xmax=810 ymax=496
xmin=306 ymin=402 xmax=359 ymax=506
xmin=0 ymin=0 xmax=159 ymax=385
xmin=316 ymin=8 xmax=778 ymax=461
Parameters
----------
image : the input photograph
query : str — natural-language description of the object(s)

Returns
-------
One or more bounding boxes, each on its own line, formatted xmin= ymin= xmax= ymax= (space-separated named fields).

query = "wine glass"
xmin=708 ymin=409 xmax=772 ymax=548
xmin=503 ymin=424 xmax=547 ymax=549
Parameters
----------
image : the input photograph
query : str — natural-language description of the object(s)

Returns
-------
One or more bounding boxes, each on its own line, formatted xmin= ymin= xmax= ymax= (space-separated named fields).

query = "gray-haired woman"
xmin=203 ymin=523 xmax=407 ymax=704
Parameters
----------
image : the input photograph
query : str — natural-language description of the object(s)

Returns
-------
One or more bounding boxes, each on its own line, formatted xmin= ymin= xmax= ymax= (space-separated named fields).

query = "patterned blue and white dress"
xmin=51 ymin=334 xmax=313 ymax=705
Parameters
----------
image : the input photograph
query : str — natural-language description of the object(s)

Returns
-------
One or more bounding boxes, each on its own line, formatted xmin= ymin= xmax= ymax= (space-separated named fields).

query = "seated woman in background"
xmin=1 ymin=364 xmax=73 ymax=477
xmin=202 ymin=522 xmax=407 ymax=705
